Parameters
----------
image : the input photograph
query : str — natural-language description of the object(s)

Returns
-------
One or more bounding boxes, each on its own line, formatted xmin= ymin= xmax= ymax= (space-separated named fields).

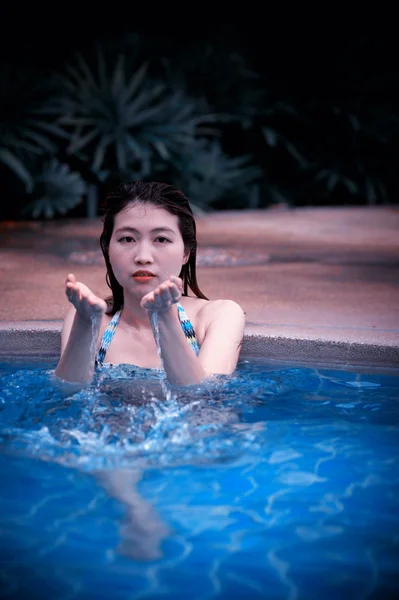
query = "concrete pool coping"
xmin=1 ymin=320 xmax=398 ymax=374
xmin=1 ymin=207 xmax=398 ymax=372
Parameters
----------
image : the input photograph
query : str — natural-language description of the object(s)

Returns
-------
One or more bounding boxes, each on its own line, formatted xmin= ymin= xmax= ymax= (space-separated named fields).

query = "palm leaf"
xmin=174 ymin=139 xmax=263 ymax=209
xmin=0 ymin=148 xmax=33 ymax=191
xmin=21 ymin=159 xmax=86 ymax=218
xmin=56 ymin=48 xmax=217 ymax=178
xmin=0 ymin=66 xmax=64 ymax=187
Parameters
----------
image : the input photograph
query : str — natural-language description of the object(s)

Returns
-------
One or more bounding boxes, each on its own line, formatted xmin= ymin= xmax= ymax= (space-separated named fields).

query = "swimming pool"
xmin=0 ymin=359 xmax=398 ymax=599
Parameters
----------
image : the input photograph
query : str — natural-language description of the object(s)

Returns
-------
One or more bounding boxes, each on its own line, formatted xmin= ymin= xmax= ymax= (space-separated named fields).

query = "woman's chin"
xmin=124 ymin=286 xmax=155 ymax=302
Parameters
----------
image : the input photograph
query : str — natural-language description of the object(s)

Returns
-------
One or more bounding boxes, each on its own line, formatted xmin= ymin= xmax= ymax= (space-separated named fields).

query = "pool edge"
xmin=0 ymin=320 xmax=398 ymax=370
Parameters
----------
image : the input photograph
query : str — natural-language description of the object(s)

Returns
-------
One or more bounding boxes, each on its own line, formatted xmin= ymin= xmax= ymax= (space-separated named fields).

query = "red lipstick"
xmin=132 ymin=270 xmax=155 ymax=283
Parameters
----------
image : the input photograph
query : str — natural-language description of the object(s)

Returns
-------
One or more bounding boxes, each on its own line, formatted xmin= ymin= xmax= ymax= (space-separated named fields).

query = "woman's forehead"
xmin=115 ymin=202 xmax=179 ymax=229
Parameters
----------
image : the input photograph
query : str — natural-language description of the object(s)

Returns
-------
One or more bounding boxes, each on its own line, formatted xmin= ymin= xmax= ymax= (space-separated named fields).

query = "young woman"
xmin=55 ymin=181 xmax=245 ymax=386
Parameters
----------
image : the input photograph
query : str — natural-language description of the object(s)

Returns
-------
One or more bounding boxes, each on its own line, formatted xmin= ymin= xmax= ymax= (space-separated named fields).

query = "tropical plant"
xmin=44 ymin=48 xmax=221 ymax=216
xmin=262 ymin=125 xmax=310 ymax=170
xmin=251 ymin=78 xmax=399 ymax=206
xmin=0 ymin=66 xmax=67 ymax=193
xmin=56 ymin=50 xmax=218 ymax=178
xmin=21 ymin=158 xmax=86 ymax=218
xmin=303 ymin=103 xmax=395 ymax=205
xmin=161 ymin=42 xmax=264 ymax=128
xmin=171 ymin=139 xmax=263 ymax=211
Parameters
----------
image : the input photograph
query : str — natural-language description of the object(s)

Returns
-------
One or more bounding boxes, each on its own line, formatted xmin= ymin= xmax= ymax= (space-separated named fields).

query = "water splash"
xmin=0 ymin=364 xmax=268 ymax=472
xmin=90 ymin=312 xmax=102 ymax=375
xmin=149 ymin=311 xmax=173 ymax=402
xmin=1 ymin=361 xmax=398 ymax=474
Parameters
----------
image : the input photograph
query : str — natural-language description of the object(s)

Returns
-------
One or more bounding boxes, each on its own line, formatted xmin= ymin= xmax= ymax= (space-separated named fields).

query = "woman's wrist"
xmin=74 ymin=309 xmax=103 ymax=327
xmin=147 ymin=305 xmax=180 ymax=333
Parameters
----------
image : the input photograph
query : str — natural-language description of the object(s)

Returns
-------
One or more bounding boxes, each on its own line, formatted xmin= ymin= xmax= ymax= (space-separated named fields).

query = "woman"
xmin=55 ymin=181 xmax=245 ymax=385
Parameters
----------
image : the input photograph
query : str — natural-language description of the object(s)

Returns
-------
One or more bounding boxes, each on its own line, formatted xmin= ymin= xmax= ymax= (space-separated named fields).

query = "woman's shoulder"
xmin=199 ymin=298 xmax=245 ymax=321
xmin=180 ymin=297 xmax=244 ymax=346
xmin=182 ymin=296 xmax=245 ymax=325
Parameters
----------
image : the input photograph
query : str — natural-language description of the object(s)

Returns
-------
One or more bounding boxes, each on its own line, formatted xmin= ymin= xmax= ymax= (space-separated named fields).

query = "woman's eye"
xmin=156 ymin=236 xmax=170 ymax=244
xmin=119 ymin=236 xmax=134 ymax=243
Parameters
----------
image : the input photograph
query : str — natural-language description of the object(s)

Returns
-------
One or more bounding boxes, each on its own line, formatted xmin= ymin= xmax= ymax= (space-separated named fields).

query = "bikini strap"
xmin=96 ymin=302 xmax=200 ymax=366
xmin=177 ymin=303 xmax=200 ymax=356
xmin=96 ymin=309 xmax=122 ymax=366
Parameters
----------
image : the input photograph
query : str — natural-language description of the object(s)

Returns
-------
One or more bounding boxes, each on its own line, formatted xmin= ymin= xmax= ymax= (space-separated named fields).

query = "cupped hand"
xmin=140 ymin=276 xmax=182 ymax=312
xmin=65 ymin=273 xmax=107 ymax=321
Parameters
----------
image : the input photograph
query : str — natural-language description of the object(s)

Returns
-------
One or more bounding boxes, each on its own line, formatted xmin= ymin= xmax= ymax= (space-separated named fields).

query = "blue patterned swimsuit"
xmin=96 ymin=303 xmax=200 ymax=368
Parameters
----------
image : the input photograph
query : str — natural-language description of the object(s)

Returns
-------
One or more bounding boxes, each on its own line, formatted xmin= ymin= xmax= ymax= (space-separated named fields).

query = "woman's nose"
xmin=134 ymin=241 xmax=154 ymax=264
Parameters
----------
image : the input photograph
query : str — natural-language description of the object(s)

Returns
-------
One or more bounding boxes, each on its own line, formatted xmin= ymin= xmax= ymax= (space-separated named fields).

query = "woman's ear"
xmin=183 ymin=250 xmax=190 ymax=264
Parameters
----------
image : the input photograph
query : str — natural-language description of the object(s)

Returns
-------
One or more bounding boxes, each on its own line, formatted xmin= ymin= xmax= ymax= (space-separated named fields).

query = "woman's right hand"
xmin=65 ymin=273 xmax=107 ymax=322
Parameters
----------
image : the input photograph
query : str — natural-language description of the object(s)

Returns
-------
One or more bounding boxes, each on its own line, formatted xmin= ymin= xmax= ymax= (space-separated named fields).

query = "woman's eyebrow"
xmin=151 ymin=227 xmax=177 ymax=235
xmin=114 ymin=226 xmax=176 ymax=234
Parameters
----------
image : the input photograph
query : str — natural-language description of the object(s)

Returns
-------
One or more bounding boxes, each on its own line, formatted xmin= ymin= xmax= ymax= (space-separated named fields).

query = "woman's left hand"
xmin=140 ymin=276 xmax=182 ymax=312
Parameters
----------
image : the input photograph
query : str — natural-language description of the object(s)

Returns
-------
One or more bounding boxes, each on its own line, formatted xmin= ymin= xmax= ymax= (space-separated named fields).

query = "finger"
xmin=66 ymin=281 xmax=77 ymax=293
xmin=87 ymin=293 xmax=98 ymax=306
xmin=159 ymin=284 xmax=173 ymax=303
xmin=170 ymin=275 xmax=182 ymax=285
xmin=164 ymin=280 xmax=180 ymax=301
xmin=68 ymin=283 xmax=86 ymax=304
xmin=152 ymin=290 xmax=164 ymax=308
xmin=169 ymin=284 xmax=181 ymax=302
xmin=171 ymin=276 xmax=183 ymax=292
xmin=65 ymin=282 xmax=77 ymax=299
xmin=88 ymin=295 xmax=106 ymax=312
xmin=66 ymin=273 xmax=76 ymax=284
xmin=141 ymin=292 xmax=155 ymax=309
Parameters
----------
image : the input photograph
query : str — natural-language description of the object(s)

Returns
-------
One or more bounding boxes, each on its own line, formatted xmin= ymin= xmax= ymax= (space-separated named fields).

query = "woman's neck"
xmin=119 ymin=295 xmax=152 ymax=331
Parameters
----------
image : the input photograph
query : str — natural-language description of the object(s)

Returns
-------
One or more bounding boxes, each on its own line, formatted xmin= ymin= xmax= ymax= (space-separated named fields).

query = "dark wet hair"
xmin=100 ymin=181 xmax=209 ymax=313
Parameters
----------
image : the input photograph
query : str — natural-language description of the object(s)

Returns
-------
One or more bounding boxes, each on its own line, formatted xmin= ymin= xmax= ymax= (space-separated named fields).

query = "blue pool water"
xmin=0 ymin=359 xmax=398 ymax=599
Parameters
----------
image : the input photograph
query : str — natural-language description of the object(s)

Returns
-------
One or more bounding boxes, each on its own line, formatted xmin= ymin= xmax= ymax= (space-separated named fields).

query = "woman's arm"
xmin=142 ymin=278 xmax=245 ymax=386
xmin=151 ymin=306 xmax=208 ymax=385
xmin=55 ymin=274 xmax=107 ymax=383
xmin=196 ymin=299 xmax=245 ymax=375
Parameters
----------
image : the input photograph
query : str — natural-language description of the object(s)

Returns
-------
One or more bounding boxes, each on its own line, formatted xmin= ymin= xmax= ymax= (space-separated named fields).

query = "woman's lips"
xmin=133 ymin=276 xmax=154 ymax=282
xmin=132 ymin=271 xmax=156 ymax=283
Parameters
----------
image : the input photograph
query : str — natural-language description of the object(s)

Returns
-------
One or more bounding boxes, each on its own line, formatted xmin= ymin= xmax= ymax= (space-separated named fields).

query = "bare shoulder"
xmin=201 ymin=299 xmax=244 ymax=317
xmin=181 ymin=296 xmax=244 ymax=319
xmin=198 ymin=298 xmax=245 ymax=325
xmin=180 ymin=297 xmax=244 ymax=342
xmin=198 ymin=299 xmax=245 ymax=355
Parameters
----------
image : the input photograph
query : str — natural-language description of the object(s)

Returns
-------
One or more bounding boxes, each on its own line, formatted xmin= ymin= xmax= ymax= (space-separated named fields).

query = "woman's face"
xmin=108 ymin=202 xmax=188 ymax=297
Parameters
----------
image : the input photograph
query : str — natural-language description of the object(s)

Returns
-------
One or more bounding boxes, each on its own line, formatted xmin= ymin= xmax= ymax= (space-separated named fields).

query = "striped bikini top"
xmin=96 ymin=303 xmax=200 ymax=367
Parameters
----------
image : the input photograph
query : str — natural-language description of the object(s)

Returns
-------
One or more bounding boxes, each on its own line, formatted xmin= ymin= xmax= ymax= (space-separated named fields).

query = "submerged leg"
xmin=96 ymin=468 xmax=170 ymax=560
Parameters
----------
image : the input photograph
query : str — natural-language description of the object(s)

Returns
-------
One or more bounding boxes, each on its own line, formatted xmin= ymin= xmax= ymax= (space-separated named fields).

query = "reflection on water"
xmin=0 ymin=363 xmax=262 ymax=560
xmin=0 ymin=360 xmax=399 ymax=597
xmin=0 ymin=363 xmax=266 ymax=471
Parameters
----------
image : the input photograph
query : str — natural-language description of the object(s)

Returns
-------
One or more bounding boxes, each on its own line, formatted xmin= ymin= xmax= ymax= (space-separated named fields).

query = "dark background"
xmin=1 ymin=7 xmax=398 ymax=217
xmin=3 ymin=8 xmax=395 ymax=76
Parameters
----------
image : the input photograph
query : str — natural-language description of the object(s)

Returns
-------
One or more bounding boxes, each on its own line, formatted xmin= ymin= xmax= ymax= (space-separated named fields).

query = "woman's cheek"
xmin=110 ymin=243 xmax=132 ymax=257
xmin=109 ymin=252 xmax=129 ymax=285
